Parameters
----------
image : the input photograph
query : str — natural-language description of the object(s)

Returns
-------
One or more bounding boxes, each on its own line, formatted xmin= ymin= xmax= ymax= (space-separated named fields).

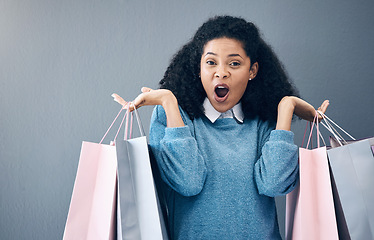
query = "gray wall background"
xmin=1 ymin=0 xmax=374 ymax=239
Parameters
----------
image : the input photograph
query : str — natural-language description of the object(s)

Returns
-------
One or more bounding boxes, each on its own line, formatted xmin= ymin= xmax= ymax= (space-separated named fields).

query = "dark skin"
xmin=113 ymin=38 xmax=329 ymax=130
xmin=113 ymin=90 xmax=329 ymax=130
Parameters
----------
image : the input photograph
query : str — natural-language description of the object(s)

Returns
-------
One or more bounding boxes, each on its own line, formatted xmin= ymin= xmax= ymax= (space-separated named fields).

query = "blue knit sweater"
xmin=149 ymin=105 xmax=298 ymax=240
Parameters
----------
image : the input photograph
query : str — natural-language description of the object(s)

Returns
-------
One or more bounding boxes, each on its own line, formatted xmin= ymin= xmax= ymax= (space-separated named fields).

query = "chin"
xmin=212 ymin=102 xmax=233 ymax=113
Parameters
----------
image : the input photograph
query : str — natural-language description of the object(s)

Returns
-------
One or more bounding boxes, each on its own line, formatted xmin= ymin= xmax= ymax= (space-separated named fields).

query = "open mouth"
xmin=214 ymin=84 xmax=229 ymax=102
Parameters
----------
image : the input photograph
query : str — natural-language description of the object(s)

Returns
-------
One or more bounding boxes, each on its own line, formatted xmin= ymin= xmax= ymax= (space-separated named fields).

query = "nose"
xmin=215 ymin=66 xmax=229 ymax=79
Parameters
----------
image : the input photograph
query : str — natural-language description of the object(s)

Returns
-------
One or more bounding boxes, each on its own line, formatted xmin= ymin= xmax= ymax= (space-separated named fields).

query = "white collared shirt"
xmin=203 ymin=98 xmax=244 ymax=124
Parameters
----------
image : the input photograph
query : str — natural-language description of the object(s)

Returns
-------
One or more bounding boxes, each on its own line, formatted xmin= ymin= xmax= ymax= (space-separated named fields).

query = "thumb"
xmin=141 ymin=87 xmax=153 ymax=93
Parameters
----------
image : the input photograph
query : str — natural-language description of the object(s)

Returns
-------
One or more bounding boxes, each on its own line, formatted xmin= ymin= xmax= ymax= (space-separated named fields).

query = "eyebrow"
xmin=228 ymin=53 xmax=242 ymax=58
xmin=204 ymin=52 xmax=244 ymax=59
xmin=205 ymin=52 xmax=217 ymax=56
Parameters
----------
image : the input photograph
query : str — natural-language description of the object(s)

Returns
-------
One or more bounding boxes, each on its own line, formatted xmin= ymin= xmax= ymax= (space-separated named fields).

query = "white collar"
xmin=203 ymin=98 xmax=244 ymax=123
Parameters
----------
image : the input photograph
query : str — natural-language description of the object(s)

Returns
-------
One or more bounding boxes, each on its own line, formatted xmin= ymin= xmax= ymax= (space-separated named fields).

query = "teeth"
xmin=215 ymin=86 xmax=229 ymax=98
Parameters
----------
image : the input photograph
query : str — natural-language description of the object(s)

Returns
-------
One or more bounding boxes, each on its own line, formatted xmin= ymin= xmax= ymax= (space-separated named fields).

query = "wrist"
xmin=276 ymin=96 xmax=296 ymax=131
xmin=278 ymin=96 xmax=296 ymax=112
xmin=160 ymin=91 xmax=184 ymax=128
xmin=161 ymin=90 xmax=178 ymax=109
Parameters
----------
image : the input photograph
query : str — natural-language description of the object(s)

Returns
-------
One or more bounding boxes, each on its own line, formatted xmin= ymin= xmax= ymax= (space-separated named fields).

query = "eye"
xmin=206 ymin=60 xmax=216 ymax=65
xmin=230 ymin=61 xmax=241 ymax=67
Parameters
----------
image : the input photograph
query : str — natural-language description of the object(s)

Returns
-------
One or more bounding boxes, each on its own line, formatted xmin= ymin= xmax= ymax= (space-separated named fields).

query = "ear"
xmin=249 ymin=62 xmax=259 ymax=80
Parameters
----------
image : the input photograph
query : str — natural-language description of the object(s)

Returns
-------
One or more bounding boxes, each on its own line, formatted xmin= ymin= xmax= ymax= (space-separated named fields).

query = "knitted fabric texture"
xmin=149 ymin=105 xmax=298 ymax=240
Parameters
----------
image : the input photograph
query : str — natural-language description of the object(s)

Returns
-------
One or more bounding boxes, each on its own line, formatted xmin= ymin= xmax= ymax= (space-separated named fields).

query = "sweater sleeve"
xmin=254 ymin=124 xmax=299 ymax=197
xmin=148 ymin=105 xmax=207 ymax=197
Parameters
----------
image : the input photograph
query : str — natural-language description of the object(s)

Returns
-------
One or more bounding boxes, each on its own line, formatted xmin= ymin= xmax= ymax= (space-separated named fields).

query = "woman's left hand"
xmin=292 ymin=97 xmax=329 ymax=122
xmin=276 ymin=96 xmax=329 ymax=131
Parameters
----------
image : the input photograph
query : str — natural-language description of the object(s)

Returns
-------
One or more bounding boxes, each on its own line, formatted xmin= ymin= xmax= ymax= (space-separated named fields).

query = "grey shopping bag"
xmin=320 ymin=112 xmax=374 ymax=239
xmin=116 ymin=107 xmax=169 ymax=240
xmin=328 ymin=139 xmax=374 ymax=239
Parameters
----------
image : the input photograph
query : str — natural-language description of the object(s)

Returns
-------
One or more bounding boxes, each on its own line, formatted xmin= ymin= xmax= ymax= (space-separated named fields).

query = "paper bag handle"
xmin=99 ymin=104 xmax=131 ymax=144
xmin=301 ymin=111 xmax=326 ymax=149
xmin=124 ymin=103 xmax=145 ymax=140
xmin=317 ymin=110 xmax=356 ymax=146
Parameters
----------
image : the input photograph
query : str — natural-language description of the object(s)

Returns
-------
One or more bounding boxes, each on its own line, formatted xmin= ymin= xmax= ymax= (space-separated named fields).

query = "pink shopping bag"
xmin=63 ymin=108 xmax=126 ymax=240
xmin=285 ymin=113 xmax=339 ymax=240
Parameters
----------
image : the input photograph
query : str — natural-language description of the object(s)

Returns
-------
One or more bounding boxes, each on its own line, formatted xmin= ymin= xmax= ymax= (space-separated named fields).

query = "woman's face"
xmin=200 ymin=37 xmax=258 ymax=113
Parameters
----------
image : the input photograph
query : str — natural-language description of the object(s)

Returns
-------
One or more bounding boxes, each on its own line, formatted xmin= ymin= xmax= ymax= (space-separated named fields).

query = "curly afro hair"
xmin=159 ymin=15 xmax=299 ymax=123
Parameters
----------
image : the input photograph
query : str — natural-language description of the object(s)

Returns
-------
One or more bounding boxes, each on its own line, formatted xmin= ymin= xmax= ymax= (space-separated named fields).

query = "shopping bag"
xmin=319 ymin=112 xmax=374 ymax=239
xmin=63 ymin=107 xmax=127 ymax=240
xmin=285 ymin=113 xmax=339 ymax=240
xmin=116 ymin=107 xmax=169 ymax=240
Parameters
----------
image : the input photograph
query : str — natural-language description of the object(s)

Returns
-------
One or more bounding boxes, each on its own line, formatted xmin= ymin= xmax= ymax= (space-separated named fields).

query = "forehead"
xmin=202 ymin=37 xmax=246 ymax=55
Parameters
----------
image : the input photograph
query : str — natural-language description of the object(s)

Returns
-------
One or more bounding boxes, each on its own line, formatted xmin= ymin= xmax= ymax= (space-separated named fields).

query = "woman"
xmin=114 ymin=15 xmax=329 ymax=239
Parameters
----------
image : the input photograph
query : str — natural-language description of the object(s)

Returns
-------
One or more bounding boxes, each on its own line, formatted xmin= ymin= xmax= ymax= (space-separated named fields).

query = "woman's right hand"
xmin=112 ymin=87 xmax=173 ymax=110
xmin=112 ymin=87 xmax=185 ymax=128
xmin=132 ymin=87 xmax=177 ymax=110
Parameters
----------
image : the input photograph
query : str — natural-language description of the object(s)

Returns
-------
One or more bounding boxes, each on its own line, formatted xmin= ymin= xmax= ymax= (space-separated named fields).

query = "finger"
xmin=132 ymin=93 xmax=146 ymax=110
xmin=126 ymin=102 xmax=135 ymax=112
xmin=141 ymin=87 xmax=153 ymax=93
xmin=111 ymin=93 xmax=128 ymax=107
xmin=316 ymin=100 xmax=329 ymax=121
xmin=135 ymin=87 xmax=154 ymax=107
xmin=319 ymin=100 xmax=330 ymax=114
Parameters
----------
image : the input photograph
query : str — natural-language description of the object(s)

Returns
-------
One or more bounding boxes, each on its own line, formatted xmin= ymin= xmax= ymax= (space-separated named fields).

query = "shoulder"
xmin=151 ymin=105 xmax=194 ymax=126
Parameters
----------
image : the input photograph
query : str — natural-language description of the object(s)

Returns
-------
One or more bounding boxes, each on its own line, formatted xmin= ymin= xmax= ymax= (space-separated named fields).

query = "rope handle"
xmin=301 ymin=111 xmax=326 ymax=149
xmin=99 ymin=101 xmax=146 ymax=144
xmin=317 ymin=110 xmax=356 ymax=147
xmin=99 ymin=103 xmax=131 ymax=145
xmin=124 ymin=102 xmax=145 ymax=140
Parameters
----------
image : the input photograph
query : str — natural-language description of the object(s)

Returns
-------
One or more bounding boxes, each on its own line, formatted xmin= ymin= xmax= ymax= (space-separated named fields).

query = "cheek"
xmin=200 ymin=66 xmax=211 ymax=78
xmin=201 ymin=76 xmax=212 ymax=94
xmin=200 ymin=69 xmax=213 ymax=89
xmin=232 ymin=79 xmax=249 ymax=98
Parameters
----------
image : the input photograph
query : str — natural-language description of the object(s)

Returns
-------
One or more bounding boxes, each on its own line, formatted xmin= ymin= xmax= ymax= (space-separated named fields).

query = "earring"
xmin=249 ymin=78 xmax=252 ymax=81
